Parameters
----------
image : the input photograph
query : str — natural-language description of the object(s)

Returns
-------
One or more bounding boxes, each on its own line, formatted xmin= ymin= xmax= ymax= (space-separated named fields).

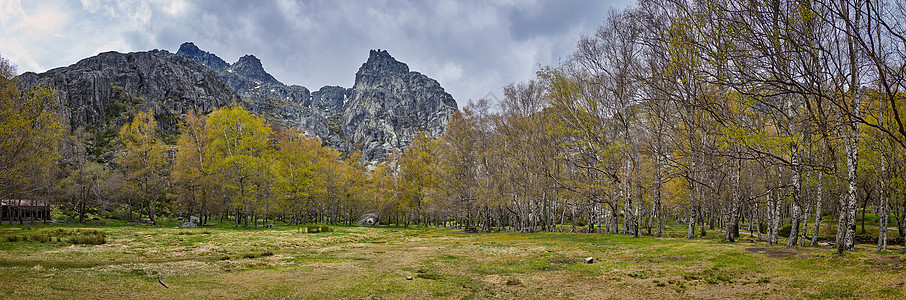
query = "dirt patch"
xmin=745 ymin=248 xmax=796 ymax=257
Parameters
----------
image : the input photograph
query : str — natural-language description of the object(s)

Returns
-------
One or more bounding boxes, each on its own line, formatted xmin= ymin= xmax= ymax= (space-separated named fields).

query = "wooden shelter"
xmin=1 ymin=199 xmax=51 ymax=222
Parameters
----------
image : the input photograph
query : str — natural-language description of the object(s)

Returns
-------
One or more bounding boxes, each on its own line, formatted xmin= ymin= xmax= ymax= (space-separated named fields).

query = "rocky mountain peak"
xmin=176 ymin=42 xmax=230 ymax=70
xmin=231 ymin=54 xmax=281 ymax=86
xmin=345 ymin=49 xmax=458 ymax=163
xmin=358 ymin=49 xmax=409 ymax=76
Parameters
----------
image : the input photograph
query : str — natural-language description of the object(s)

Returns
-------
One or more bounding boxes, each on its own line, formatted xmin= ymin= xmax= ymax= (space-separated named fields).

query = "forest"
xmin=2 ymin=0 xmax=906 ymax=258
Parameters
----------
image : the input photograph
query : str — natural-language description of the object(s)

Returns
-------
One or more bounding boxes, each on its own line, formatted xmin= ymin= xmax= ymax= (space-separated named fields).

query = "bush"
xmin=26 ymin=232 xmax=51 ymax=243
xmin=66 ymin=230 xmax=106 ymax=245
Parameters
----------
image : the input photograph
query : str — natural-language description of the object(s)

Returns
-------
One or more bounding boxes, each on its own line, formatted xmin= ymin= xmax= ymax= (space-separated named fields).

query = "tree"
xmin=399 ymin=131 xmax=438 ymax=226
xmin=272 ymin=128 xmax=319 ymax=225
xmin=119 ymin=110 xmax=169 ymax=224
xmin=0 ymin=54 xmax=64 ymax=202
xmin=172 ymin=110 xmax=214 ymax=224
xmin=205 ymin=106 xmax=274 ymax=227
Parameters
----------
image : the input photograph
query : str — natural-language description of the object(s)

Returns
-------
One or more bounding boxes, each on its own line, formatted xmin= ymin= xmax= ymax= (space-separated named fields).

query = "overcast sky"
xmin=1 ymin=0 xmax=633 ymax=107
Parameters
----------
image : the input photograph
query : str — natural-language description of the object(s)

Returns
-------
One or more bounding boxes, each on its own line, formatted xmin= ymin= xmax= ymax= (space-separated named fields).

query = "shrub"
xmin=26 ymin=232 xmax=51 ymax=243
xmin=66 ymin=230 xmax=106 ymax=245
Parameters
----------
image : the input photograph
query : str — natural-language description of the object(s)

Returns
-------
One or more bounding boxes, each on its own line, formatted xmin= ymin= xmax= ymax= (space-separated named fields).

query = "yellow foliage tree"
xmin=172 ymin=110 xmax=213 ymax=223
xmin=205 ymin=106 xmax=274 ymax=227
xmin=0 ymin=54 xmax=64 ymax=201
xmin=119 ymin=110 xmax=169 ymax=224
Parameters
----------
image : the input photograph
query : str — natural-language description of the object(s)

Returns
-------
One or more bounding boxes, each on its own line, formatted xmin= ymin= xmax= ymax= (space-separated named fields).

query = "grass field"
xmin=0 ymin=221 xmax=904 ymax=299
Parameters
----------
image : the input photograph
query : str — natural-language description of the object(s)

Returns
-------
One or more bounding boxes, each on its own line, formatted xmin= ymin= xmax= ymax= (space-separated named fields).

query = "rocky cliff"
xmin=17 ymin=49 xmax=239 ymax=133
xmin=177 ymin=43 xmax=457 ymax=163
xmin=344 ymin=49 xmax=457 ymax=162
xmin=19 ymin=42 xmax=457 ymax=164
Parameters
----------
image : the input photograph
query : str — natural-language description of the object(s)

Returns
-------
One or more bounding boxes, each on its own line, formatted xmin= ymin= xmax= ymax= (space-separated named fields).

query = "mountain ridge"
xmin=17 ymin=42 xmax=457 ymax=165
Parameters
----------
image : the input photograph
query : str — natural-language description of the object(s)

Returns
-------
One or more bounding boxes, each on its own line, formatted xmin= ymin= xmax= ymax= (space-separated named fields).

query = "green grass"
xmin=0 ymin=222 xmax=903 ymax=299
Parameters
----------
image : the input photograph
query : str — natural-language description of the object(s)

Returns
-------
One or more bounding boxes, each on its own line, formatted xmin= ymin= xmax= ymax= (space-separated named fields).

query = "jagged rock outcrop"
xmin=174 ymin=42 xmax=230 ymax=70
xmin=176 ymin=43 xmax=316 ymax=136
xmin=230 ymin=55 xmax=282 ymax=86
xmin=16 ymin=49 xmax=239 ymax=132
xmin=343 ymin=50 xmax=458 ymax=162
xmin=177 ymin=43 xmax=308 ymax=104
xmin=311 ymin=86 xmax=349 ymax=115
xmin=177 ymin=43 xmax=457 ymax=164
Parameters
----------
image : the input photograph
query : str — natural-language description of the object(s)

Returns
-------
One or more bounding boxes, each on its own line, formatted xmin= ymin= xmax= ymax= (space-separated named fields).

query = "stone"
xmin=357 ymin=213 xmax=380 ymax=226
xmin=406 ymin=276 xmax=413 ymax=280
xmin=181 ymin=215 xmax=200 ymax=228
xmin=585 ymin=257 xmax=594 ymax=264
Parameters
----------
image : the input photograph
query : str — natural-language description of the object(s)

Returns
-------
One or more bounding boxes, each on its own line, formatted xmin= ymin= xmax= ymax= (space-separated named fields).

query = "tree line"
xmin=2 ymin=0 xmax=905 ymax=255
xmin=383 ymin=0 xmax=906 ymax=254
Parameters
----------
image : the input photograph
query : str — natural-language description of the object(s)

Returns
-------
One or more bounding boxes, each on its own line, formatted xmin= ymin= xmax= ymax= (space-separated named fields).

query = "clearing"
xmin=0 ymin=222 xmax=904 ymax=299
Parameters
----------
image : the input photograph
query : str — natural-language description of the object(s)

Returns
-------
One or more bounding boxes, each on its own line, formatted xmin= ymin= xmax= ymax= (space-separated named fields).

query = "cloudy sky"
xmin=1 ymin=0 xmax=632 ymax=107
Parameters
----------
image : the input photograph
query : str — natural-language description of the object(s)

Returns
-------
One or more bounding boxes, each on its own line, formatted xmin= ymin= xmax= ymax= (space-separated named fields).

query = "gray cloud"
xmin=1 ymin=0 xmax=633 ymax=107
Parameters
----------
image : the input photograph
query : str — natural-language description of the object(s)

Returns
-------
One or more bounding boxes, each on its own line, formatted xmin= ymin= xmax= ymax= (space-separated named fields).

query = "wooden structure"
xmin=1 ymin=199 xmax=51 ymax=222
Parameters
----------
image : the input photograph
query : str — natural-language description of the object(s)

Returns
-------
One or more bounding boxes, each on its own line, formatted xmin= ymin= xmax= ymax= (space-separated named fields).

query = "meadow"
xmin=0 ymin=220 xmax=904 ymax=299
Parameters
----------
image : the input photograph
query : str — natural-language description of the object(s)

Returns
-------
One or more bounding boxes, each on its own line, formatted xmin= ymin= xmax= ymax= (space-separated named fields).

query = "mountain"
xmin=16 ymin=49 xmax=238 ymax=134
xmin=344 ymin=49 xmax=457 ymax=162
xmin=176 ymin=43 xmax=457 ymax=163
xmin=18 ymin=42 xmax=457 ymax=165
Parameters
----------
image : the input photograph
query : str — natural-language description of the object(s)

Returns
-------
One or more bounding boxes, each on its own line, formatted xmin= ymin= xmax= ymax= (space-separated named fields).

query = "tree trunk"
xmin=837 ymin=0 xmax=862 ymax=254
xmin=787 ymin=156 xmax=802 ymax=247
xmin=800 ymin=197 xmax=811 ymax=247
xmin=725 ymin=159 xmax=741 ymax=242
xmin=877 ymin=132 xmax=889 ymax=252
xmin=811 ymin=166 xmax=824 ymax=246
xmin=655 ymin=157 xmax=663 ymax=237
